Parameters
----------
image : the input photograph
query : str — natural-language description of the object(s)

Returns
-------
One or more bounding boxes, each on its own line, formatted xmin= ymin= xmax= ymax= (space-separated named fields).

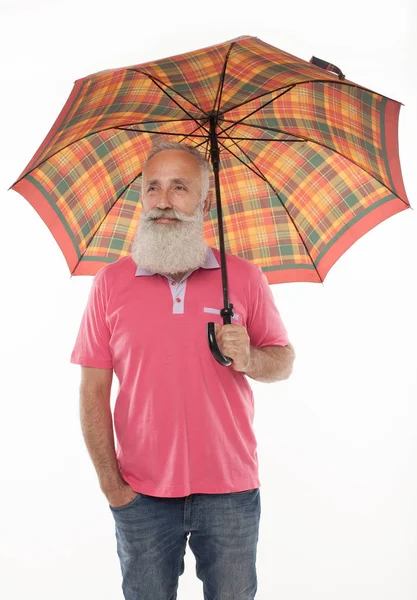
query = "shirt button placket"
xmin=176 ymin=282 xmax=184 ymax=312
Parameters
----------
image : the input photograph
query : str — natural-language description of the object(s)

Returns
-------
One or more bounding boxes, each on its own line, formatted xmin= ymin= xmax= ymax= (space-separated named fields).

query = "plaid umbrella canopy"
xmin=10 ymin=35 xmax=410 ymax=365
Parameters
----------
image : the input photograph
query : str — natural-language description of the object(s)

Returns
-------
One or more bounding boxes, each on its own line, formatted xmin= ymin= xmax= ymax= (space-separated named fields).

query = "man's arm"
xmin=79 ymin=366 xmax=125 ymax=494
xmin=243 ymin=342 xmax=295 ymax=383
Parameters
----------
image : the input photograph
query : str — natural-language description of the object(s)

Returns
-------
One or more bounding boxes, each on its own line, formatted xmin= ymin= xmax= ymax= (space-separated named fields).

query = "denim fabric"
xmin=109 ymin=488 xmax=261 ymax=599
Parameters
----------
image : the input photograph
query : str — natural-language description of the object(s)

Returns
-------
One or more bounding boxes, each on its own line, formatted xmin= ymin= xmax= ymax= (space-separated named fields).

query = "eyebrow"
xmin=146 ymin=178 xmax=190 ymax=186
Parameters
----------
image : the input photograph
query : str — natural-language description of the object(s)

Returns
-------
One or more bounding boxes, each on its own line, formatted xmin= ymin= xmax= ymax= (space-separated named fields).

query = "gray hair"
xmin=141 ymin=141 xmax=212 ymax=202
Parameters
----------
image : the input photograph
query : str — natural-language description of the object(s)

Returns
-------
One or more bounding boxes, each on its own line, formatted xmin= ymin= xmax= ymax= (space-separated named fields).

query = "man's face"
xmin=141 ymin=149 xmax=209 ymax=221
xmin=130 ymin=149 xmax=212 ymax=278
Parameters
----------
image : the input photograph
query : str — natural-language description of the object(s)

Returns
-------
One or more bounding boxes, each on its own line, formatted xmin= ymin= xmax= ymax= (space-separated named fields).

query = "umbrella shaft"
xmin=209 ymin=115 xmax=233 ymax=324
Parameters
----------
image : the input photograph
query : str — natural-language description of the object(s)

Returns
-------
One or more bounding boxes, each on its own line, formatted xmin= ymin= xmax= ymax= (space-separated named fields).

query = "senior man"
xmin=70 ymin=141 xmax=295 ymax=600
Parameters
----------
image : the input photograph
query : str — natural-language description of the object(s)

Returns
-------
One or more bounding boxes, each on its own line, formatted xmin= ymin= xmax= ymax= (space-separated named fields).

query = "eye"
xmin=174 ymin=185 xmax=186 ymax=190
xmin=147 ymin=186 xmax=157 ymax=192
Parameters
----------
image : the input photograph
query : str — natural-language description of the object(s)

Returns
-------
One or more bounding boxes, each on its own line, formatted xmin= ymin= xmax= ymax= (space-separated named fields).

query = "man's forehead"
xmin=145 ymin=177 xmax=191 ymax=185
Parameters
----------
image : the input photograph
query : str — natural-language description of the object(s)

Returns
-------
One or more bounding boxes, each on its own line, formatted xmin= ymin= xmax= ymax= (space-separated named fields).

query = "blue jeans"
xmin=109 ymin=487 xmax=261 ymax=600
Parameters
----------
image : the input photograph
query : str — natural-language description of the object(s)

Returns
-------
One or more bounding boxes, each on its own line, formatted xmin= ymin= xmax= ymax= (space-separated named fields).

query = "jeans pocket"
xmin=109 ymin=493 xmax=142 ymax=511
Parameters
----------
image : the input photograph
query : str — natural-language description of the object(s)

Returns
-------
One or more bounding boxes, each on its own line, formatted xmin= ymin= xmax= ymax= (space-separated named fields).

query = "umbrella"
xmin=9 ymin=35 xmax=410 ymax=366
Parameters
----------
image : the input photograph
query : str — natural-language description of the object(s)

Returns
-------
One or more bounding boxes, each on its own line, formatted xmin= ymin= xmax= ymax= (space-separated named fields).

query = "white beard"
xmin=130 ymin=201 xmax=209 ymax=276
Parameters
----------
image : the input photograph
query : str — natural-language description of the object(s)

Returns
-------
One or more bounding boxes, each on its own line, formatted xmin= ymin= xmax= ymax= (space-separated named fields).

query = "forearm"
xmin=79 ymin=389 xmax=125 ymax=493
xmin=243 ymin=344 xmax=294 ymax=383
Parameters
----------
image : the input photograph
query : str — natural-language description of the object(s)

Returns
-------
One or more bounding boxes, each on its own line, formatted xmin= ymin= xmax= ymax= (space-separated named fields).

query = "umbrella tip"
xmin=228 ymin=34 xmax=254 ymax=42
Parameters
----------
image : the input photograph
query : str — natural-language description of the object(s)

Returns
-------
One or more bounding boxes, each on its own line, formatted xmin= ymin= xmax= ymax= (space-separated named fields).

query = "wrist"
xmin=99 ymin=473 xmax=126 ymax=494
xmin=240 ymin=347 xmax=253 ymax=372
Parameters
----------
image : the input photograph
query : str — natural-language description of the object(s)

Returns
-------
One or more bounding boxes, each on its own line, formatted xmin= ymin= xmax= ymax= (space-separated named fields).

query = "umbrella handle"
xmin=206 ymin=322 xmax=233 ymax=367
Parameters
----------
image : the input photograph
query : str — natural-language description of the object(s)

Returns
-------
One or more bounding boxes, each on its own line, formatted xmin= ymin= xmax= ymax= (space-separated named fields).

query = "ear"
xmin=203 ymin=189 xmax=213 ymax=218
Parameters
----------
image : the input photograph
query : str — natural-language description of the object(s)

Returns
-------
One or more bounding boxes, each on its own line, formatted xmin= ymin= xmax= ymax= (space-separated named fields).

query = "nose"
xmin=156 ymin=188 xmax=173 ymax=210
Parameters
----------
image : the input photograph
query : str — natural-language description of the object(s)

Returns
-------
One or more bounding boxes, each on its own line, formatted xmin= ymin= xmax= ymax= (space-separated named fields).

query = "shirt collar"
xmin=134 ymin=246 xmax=220 ymax=278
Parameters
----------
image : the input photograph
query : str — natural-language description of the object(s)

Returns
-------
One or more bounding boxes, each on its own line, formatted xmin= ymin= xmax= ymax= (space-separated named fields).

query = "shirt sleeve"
xmin=246 ymin=266 xmax=289 ymax=348
xmin=70 ymin=269 xmax=113 ymax=369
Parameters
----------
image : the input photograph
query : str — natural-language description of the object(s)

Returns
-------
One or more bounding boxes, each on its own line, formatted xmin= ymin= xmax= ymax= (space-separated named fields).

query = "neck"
xmin=170 ymin=272 xmax=187 ymax=282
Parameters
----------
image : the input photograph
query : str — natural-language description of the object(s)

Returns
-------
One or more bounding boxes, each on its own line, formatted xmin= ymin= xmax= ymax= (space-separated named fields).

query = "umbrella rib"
xmin=218 ymin=119 xmax=306 ymax=143
xmin=219 ymin=83 xmax=300 ymax=117
xmin=116 ymin=128 xmax=209 ymax=138
xmin=190 ymin=137 xmax=210 ymax=153
xmin=218 ymin=139 xmax=268 ymax=183
xmin=218 ymin=137 xmax=306 ymax=142
xmin=213 ymin=41 xmax=236 ymax=115
xmin=220 ymin=85 xmax=295 ymax=135
xmin=222 ymin=121 xmax=409 ymax=205
xmin=188 ymin=136 xmax=212 ymax=162
xmin=116 ymin=117 xmax=210 ymax=141
xmin=203 ymin=137 xmax=211 ymax=163
xmin=218 ymin=140 xmax=268 ymax=182
xmin=217 ymin=135 xmax=324 ymax=282
xmin=130 ymin=69 xmax=210 ymax=129
xmin=112 ymin=117 xmax=197 ymax=128
xmin=221 ymin=120 xmax=303 ymax=136
xmin=219 ymin=119 xmax=300 ymax=140
xmin=117 ymin=117 xmax=196 ymax=125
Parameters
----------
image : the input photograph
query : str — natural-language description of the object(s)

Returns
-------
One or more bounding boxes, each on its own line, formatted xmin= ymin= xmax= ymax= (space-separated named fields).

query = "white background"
xmin=1 ymin=1 xmax=416 ymax=598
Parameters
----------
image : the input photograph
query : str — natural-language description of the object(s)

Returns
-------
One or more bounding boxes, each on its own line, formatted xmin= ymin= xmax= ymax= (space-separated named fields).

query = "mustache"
xmin=142 ymin=208 xmax=201 ymax=222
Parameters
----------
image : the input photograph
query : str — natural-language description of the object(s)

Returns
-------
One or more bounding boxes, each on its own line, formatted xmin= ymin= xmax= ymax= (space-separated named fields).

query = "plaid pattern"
xmin=11 ymin=35 xmax=410 ymax=280
xmin=222 ymin=82 xmax=390 ymax=190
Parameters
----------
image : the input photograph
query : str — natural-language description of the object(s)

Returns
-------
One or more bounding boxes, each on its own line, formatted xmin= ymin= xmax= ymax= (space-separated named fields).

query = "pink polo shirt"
xmin=70 ymin=246 xmax=289 ymax=497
